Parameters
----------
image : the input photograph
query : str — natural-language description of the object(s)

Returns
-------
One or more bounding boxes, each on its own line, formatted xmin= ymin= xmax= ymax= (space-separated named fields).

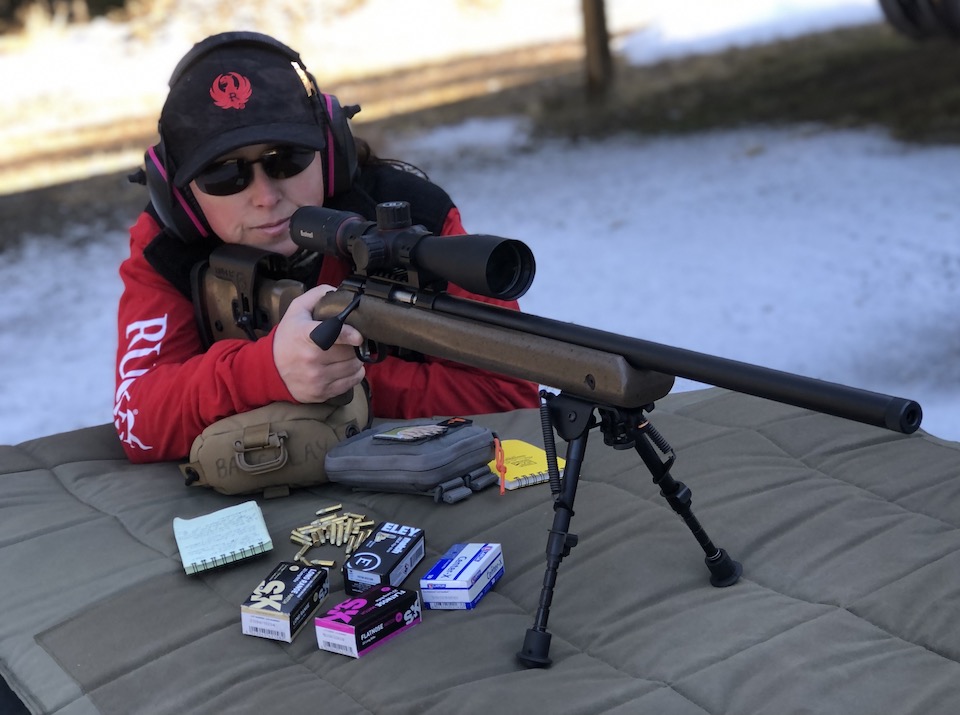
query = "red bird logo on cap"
xmin=209 ymin=72 xmax=252 ymax=109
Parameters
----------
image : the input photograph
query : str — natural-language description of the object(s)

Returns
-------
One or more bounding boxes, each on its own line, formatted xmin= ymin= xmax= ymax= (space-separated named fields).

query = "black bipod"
xmin=516 ymin=392 xmax=742 ymax=669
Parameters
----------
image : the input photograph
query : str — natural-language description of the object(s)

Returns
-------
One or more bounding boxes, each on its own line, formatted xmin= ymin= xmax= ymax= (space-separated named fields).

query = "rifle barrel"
xmin=432 ymin=294 xmax=922 ymax=435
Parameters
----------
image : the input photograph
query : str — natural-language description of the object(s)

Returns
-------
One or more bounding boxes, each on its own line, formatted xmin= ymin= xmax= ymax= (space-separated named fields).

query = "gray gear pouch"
xmin=324 ymin=418 xmax=498 ymax=503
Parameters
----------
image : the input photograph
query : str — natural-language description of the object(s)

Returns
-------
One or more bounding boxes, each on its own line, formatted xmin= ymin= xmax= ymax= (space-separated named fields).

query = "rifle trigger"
xmin=356 ymin=339 xmax=387 ymax=364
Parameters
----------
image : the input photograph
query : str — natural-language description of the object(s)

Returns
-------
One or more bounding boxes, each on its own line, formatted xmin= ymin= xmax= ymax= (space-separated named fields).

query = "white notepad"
xmin=172 ymin=501 xmax=273 ymax=575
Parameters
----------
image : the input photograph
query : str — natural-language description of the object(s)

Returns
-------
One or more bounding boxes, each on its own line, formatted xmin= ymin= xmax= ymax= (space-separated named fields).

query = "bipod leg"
xmin=517 ymin=393 xmax=594 ymax=669
xmin=629 ymin=413 xmax=742 ymax=588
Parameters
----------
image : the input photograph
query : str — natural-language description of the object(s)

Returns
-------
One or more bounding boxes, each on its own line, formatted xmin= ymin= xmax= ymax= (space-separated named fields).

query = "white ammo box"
xmin=419 ymin=543 xmax=504 ymax=610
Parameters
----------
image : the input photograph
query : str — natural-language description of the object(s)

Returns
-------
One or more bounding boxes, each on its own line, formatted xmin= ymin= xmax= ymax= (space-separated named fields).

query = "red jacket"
xmin=114 ymin=207 xmax=539 ymax=463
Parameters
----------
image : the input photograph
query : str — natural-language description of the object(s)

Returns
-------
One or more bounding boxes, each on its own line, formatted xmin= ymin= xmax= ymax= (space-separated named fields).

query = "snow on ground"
xmin=4 ymin=0 xmax=956 ymax=445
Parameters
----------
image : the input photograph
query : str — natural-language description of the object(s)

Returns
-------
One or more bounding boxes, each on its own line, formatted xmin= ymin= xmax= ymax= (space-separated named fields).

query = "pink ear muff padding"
xmin=148 ymin=145 xmax=209 ymax=238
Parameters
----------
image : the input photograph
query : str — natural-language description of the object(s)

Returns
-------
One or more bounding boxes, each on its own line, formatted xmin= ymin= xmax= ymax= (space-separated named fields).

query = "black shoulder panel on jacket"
xmin=328 ymin=163 xmax=456 ymax=236
xmin=143 ymin=226 xmax=223 ymax=300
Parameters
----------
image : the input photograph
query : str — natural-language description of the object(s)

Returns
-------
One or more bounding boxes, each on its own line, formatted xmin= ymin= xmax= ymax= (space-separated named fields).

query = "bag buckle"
xmin=234 ymin=424 xmax=289 ymax=474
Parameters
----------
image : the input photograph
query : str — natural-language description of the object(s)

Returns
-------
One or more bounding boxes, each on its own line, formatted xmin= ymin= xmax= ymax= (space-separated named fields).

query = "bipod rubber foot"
xmin=706 ymin=548 xmax=742 ymax=588
xmin=517 ymin=628 xmax=552 ymax=668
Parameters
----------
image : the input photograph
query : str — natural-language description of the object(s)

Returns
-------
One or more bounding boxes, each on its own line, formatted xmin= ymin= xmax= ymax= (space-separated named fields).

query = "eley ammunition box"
xmin=342 ymin=521 xmax=425 ymax=596
xmin=241 ymin=562 xmax=329 ymax=642
xmin=315 ymin=586 xmax=422 ymax=658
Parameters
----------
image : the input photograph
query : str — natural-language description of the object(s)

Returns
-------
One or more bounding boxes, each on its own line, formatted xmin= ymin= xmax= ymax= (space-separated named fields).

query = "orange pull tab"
xmin=493 ymin=436 xmax=506 ymax=495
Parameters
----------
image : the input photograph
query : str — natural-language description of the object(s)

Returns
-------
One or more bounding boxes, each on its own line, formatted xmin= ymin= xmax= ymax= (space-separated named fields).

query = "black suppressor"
xmin=290 ymin=202 xmax=535 ymax=301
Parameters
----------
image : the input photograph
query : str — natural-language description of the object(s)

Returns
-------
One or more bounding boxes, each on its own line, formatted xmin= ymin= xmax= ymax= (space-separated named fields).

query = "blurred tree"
xmin=1 ymin=0 xmax=125 ymax=31
xmin=582 ymin=0 xmax=612 ymax=94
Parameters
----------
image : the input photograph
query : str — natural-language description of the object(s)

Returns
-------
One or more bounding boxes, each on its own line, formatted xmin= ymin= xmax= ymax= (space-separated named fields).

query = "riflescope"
xmin=290 ymin=201 xmax=535 ymax=301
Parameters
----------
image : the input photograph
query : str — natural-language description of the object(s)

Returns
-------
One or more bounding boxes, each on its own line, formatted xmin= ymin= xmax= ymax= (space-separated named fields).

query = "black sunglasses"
xmin=193 ymin=146 xmax=317 ymax=196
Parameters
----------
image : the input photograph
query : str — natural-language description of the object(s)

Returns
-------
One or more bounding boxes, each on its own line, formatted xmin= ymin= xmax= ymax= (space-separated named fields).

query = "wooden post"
xmin=582 ymin=0 xmax=613 ymax=94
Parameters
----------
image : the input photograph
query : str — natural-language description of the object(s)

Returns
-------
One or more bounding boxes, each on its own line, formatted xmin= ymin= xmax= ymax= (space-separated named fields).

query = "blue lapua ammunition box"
xmin=241 ymin=562 xmax=330 ymax=642
xmin=342 ymin=521 xmax=425 ymax=596
xmin=315 ymin=586 xmax=422 ymax=658
xmin=419 ymin=542 xmax=504 ymax=610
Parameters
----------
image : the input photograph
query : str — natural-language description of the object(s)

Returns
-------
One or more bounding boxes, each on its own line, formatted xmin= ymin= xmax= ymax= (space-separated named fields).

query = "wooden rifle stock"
xmin=312 ymin=287 xmax=676 ymax=408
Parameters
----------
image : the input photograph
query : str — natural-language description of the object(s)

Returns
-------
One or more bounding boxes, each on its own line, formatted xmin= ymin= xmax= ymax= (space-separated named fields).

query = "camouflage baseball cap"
xmin=161 ymin=32 xmax=326 ymax=188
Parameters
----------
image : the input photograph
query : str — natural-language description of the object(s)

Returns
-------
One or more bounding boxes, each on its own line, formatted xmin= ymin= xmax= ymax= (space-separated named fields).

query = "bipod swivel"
xmin=516 ymin=394 xmax=742 ymax=669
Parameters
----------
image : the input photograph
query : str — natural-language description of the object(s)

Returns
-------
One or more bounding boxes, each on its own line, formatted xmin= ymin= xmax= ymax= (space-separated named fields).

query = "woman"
xmin=115 ymin=31 xmax=538 ymax=463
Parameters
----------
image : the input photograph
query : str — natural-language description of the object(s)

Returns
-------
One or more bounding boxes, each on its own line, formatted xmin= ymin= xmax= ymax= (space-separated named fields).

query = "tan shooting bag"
xmin=179 ymin=384 xmax=369 ymax=498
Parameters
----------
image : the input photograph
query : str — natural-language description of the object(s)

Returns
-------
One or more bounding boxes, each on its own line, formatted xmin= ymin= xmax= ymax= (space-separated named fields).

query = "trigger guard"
xmin=357 ymin=339 xmax=387 ymax=364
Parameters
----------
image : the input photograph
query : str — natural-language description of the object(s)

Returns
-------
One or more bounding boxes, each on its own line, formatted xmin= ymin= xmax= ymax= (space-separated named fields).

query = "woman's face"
xmin=191 ymin=143 xmax=324 ymax=257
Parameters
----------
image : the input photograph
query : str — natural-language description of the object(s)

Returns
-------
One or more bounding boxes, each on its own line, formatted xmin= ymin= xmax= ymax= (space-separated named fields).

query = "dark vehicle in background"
xmin=880 ymin=0 xmax=960 ymax=39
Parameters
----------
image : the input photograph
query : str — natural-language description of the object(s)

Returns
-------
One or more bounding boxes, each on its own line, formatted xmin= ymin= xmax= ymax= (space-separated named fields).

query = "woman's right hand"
xmin=273 ymin=285 xmax=366 ymax=403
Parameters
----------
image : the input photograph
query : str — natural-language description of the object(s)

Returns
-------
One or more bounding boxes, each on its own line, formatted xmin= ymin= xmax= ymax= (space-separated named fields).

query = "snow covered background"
xmin=3 ymin=0 xmax=958 ymax=446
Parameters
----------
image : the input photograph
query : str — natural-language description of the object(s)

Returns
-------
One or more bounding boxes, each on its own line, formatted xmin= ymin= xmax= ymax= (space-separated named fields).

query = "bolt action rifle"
xmin=213 ymin=200 xmax=924 ymax=668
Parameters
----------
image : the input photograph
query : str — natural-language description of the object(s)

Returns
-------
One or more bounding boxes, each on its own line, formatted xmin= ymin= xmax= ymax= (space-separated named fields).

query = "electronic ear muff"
xmin=319 ymin=91 xmax=360 ymax=198
xmin=143 ymin=139 xmax=213 ymax=244
xmin=143 ymin=31 xmax=360 ymax=243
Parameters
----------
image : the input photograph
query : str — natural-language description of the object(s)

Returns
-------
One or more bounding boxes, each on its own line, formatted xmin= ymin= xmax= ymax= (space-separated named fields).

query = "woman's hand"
xmin=273 ymin=285 xmax=365 ymax=403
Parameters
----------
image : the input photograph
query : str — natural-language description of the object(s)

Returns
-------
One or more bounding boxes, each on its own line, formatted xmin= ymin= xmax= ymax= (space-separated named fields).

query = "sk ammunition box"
xmin=241 ymin=562 xmax=329 ymax=642
xmin=342 ymin=521 xmax=425 ymax=596
xmin=420 ymin=542 xmax=504 ymax=610
xmin=315 ymin=586 xmax=422 ymax=658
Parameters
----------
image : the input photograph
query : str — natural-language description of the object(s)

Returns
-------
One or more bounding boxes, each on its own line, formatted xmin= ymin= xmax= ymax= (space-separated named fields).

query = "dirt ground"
xmin=3 ymin=21 xmax=959 ymax=250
